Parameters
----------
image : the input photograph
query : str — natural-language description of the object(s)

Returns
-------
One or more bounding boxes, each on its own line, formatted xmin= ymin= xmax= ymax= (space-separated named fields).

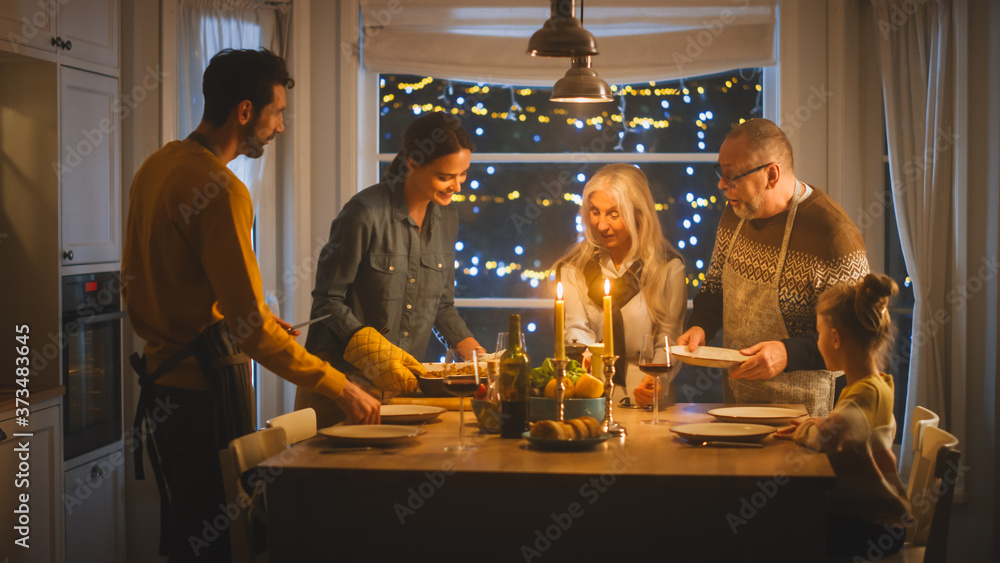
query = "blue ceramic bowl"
xmin=529 ymin=397 xmax=605 ymax=422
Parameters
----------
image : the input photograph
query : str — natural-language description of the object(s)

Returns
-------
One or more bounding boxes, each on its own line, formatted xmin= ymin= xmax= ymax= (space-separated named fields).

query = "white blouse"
xmin=561 ymin=253 xmax=687 ymax=398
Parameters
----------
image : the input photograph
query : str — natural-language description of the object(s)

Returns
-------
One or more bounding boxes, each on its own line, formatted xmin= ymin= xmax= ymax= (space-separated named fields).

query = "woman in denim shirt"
xmin=297 ymin=112 xmax=485 ymax=425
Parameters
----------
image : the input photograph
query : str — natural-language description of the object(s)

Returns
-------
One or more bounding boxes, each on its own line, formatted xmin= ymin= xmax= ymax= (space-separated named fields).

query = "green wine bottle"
xmin=499 ymin=314 xmax=530 ymax=438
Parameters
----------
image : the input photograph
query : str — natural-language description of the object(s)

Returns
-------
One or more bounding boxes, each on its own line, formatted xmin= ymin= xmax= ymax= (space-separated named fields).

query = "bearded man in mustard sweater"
xmin=122 ymin=48 xmax=380 ymax=561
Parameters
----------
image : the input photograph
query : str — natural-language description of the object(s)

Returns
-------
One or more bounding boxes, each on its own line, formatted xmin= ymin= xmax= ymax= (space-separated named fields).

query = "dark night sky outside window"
xmin=378 ymin=71 xmax=764 ymax=362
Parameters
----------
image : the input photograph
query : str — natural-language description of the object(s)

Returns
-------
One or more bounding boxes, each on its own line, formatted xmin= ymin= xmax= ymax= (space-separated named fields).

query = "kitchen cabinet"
xmin=0 ymin=402 xmax=64 ymax=563
xmin=0 ymin=1 xmax=57 ymax=56
xmin=64 ymin=446 xmax=125 ymax=563
xmin=59 ymin=65 xmax=121 ymax=266
xmin=0 ymin=0 xmax=118 ymax=74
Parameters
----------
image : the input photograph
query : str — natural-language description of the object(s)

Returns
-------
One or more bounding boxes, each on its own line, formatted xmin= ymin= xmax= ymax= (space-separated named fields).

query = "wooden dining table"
xmin=262 ymin=403 xmax=834 ymax=562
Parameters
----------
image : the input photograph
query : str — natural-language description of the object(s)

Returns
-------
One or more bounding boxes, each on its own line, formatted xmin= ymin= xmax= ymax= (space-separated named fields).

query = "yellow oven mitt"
xmin=343 ymin=327 xmax=425 ymax=400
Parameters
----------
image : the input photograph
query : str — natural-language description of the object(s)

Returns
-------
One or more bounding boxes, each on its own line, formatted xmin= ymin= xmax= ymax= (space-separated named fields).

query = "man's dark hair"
xmin=201 ymin=48 xmax=294 ymax=127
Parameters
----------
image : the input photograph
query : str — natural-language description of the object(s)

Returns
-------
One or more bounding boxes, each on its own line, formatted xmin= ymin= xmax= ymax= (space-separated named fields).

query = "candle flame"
xmin=604 ymin=278 xmax=611 ymax=296
xmin=556 ymin=281 xmax=564 ymax=300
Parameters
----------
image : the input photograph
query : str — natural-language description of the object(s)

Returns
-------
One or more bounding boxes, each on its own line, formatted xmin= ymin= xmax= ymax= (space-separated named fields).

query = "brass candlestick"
xmin=601 ymin=355 xmax=626 ymax=437
xmin=551 ymin=358 xmax=569 ymax=422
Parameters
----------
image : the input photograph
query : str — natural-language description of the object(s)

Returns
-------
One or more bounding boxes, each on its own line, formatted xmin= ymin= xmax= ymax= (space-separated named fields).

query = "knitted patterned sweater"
xmin=688 ymin=185 xmax=870 ymax=371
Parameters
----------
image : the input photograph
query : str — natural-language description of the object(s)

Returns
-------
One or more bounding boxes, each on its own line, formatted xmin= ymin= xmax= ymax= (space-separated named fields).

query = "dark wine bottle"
xmin=499 ymin=314 xmax=530 ymax=438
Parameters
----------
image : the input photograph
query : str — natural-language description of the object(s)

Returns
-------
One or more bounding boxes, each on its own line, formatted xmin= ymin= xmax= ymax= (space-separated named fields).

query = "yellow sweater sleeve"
xmin=193 ymin=175 xmax=346 ymax=397
xmin=123 ymin=142 xmax=346 ymax=397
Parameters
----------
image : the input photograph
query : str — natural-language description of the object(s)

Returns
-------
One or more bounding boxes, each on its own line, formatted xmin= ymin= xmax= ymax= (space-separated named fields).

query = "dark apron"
xmin=721 ymin=183 xmax=837 ymax=416
xmin=129 ymin=320 xmax=255 ymax=555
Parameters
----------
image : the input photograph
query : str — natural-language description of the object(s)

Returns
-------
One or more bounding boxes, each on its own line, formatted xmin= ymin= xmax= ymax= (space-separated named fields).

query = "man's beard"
xmin=238 ymin=118 xmax=268 ymax=159
xmin=732 ymin=189 xmax=767 ymax=220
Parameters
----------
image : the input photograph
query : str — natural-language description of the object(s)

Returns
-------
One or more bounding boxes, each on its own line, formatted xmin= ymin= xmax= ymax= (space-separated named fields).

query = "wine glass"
xmin=495 ymin=331 xmax=526 ymax=357
xmin=442 ymin=349 xmax=479 ymax=452
xmin=639 ymin=333 xmax=673 ymax=425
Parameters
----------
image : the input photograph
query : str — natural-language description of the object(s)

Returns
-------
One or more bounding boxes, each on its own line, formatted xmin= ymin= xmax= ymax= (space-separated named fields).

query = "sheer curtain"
xmin=177 ymin=0 xmax=291 ymax=213
xmin=871 ymin=0 xmax=965 ymax=474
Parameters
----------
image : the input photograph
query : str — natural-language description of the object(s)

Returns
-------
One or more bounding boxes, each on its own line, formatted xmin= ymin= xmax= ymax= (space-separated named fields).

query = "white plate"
xmin=317 ymin=425 xmax=420 ymax=447
xmin=670 ymin=345 xmax=747 ymax=368
xmin=706 ymin=406 xmax=806 ymax=425
xmin=379 ymin=404 xmax=446 ymax=424
xmin=670 ymin=422 xmax=776 ymax=443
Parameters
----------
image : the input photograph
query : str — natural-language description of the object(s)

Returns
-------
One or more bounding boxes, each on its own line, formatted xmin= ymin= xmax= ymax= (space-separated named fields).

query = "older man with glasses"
xmin=674 ymin=118 xmax=870 ymax=416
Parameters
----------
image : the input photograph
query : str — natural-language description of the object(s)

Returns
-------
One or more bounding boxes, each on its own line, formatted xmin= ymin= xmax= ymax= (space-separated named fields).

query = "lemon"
xmin=544 ymin=378 xmax=576 ymax=398
xmin=574 ymin=372 xmax=605 ymax=398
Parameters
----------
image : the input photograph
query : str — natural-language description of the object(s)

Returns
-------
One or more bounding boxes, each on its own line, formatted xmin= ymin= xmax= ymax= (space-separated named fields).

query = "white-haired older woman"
xmin=556 ymin=163 xmax=687 ymax=406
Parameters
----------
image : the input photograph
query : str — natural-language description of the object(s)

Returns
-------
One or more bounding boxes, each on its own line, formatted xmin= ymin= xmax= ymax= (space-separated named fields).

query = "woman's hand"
xmin=632 ymin=375 xmax=657 ymax=408
xmin=455 ymin=337 xmax=485 ymax=362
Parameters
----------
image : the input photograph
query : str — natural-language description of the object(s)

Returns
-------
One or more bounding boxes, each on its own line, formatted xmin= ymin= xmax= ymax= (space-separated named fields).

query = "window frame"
xmin=363 ymin=66 xmax=780 ymax=312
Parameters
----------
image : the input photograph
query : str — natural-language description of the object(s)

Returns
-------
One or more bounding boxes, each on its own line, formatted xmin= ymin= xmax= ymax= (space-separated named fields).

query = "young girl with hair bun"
xmin=776 ymin=273 xmax=911 ymax=557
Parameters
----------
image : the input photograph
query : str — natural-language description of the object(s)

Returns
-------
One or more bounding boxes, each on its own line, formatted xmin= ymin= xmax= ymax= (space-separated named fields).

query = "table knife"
xmin=289 ymin=314 xmax=331 ymax=331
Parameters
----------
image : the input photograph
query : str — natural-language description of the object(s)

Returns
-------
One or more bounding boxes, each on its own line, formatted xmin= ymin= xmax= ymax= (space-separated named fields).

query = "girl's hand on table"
xmin=773 ymin=417 xmax=804 ymax=440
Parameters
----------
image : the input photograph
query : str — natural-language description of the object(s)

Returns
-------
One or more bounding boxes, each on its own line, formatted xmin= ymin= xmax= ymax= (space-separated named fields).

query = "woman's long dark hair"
xmin=382 ymin=111 xmax=474 ymax=182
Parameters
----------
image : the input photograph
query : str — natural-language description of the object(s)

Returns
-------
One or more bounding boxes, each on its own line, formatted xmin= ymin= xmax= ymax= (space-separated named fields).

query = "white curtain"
xmin=358 ymin=0 xmax=776 ymax=85
xmin=871 ymin=0 xmax=965 ymax=474
xmin=177 ymin=0 xmax=291 ymax=213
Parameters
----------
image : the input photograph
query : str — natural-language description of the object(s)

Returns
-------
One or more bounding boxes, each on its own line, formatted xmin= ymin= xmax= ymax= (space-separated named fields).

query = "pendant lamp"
xmin=526 ymin=0 xmax=598 ymax=57
xmin=550 ymin=57 xmax=614 ymax=103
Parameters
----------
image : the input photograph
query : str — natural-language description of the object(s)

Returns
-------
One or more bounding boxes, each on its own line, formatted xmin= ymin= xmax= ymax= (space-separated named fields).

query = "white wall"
xmin=120 ymin=0 xmax=164 ymax=560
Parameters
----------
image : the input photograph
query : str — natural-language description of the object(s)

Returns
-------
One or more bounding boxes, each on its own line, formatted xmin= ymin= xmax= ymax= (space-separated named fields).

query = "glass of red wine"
xmin=639 ymin=333 xmax=673 ymax=425
xmin=443 ymin=349 xmax=479 ymax=452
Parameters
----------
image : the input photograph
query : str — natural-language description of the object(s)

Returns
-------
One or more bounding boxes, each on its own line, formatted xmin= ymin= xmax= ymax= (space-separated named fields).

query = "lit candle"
xmin=603 ymin=279 xmax=614 ymax=357
xmin=554 ymin=282 xmax=566 ymax=360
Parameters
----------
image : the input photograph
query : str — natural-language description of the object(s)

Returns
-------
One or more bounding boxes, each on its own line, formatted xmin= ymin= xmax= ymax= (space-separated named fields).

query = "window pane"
xmin=379 ymin=70 xmax=764 ymax=154
xmin=379 ymin=161 xmax=723 ymax=300
xmin=423 ymin=307 xmax=553 ymax=365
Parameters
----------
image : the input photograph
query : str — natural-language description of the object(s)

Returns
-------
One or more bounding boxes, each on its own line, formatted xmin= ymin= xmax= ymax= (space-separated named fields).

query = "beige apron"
xmin=721 ymin=182 xmax=836 ymax=416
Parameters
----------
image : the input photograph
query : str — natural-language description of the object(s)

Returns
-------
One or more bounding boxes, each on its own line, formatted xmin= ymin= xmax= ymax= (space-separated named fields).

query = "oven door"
xmin=62 ymin=273 xmax=125 ymax=461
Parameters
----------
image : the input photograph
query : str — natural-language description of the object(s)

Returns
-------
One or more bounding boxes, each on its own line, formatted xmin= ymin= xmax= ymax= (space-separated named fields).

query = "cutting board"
xmin=387 ymin=397 xmax=471 ymax=411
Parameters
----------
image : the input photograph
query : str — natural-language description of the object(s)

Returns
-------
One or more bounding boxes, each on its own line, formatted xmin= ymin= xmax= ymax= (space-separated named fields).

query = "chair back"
xmin=906 ymin=425 xmax=960 ymax=551
xmin=219 ymin=426 xmax=288 ymax=563
xmin=906 ymin=407 xmax=940 ymax=502
xmin=266 ymin=407 xmax=317 ymax=444
xmin=910 ymin=406 xmax=940 ymax=451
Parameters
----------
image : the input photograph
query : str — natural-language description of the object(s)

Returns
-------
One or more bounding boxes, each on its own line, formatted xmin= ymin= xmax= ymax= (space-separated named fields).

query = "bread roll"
xmin=567 ymin=418 xmax=589 ymax=439
xmin=578 ymin=416 xmax=602 ymax=438
xmin=530 ymin=416 xmax=603 ymax=440
xmin=530 ymin=420 xmax=565 ymax=440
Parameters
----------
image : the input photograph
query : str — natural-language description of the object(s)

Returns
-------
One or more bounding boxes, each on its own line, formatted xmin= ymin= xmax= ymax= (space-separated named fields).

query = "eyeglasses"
xmin=713 ymin=162 xmax=776 ymax=188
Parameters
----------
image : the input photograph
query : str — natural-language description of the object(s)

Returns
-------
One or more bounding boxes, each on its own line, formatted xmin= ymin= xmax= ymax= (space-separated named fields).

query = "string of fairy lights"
xmin=380 ymin=73 xmax=763 ymax=300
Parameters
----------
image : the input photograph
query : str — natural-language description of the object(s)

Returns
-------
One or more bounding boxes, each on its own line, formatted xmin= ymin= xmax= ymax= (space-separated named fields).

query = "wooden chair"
xmin=218 ymin=426 xmax=288 ymax=563
xmin=265 ymin=407 xmax=317 ymax=444
xmin=864 ymin=412 xmax=960 ymax=563
xmin=890 ymin=425 xmax=961 ymax=563
xmin=826 ymin=407 xmax=960 ymax=563
xmin=904 ymin=406 xmax=941 ymax=543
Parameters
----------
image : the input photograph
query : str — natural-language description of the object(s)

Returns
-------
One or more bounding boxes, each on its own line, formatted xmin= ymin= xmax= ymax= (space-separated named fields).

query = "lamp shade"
xmin=527 ymin=16 xmax=598 ymax=57
xmin=550 ymin=57 xmax=615 ymax=103
xmin=526 ymin=0 xmax=598 ymax=57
